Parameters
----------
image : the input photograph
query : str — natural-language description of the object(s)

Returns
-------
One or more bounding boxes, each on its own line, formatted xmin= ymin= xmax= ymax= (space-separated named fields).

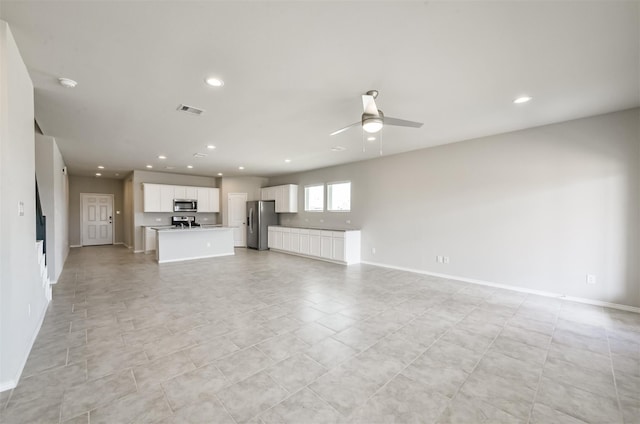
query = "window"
xmin=327 ymin=181 xmax=351 ymax=212
xmin=304 ymin=184 xmax=324 ymax=211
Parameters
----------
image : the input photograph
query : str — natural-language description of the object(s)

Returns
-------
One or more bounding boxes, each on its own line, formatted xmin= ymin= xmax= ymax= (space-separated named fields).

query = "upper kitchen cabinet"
xmin=197 ymin=187 xmax=220 ymax=213
xmin=261 ymin=184 xmax=298 ymax=213
xmin=174 ymin=185 xmax=198 ymax=200
xmin=143 ymin=183 xmax=174 ymax=212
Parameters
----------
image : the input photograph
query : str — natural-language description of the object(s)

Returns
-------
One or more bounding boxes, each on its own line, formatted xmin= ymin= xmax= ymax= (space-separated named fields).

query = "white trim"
xmin=69 ymin=245 xmax=82 ymax=248
xmin=133 ymin=250 xmax=144 ymax=253
xmin=114 ymin=242 xmax=124 ymax=245
xmin=0 ymin=294 xmax=50 ymax=392
xmin=361 ymin=260 xmax=640 ymax=314
xmin=158 ymin=252 xmax=235 ymax=264
xmin=50 ymin=278 xmax=58 ymax=285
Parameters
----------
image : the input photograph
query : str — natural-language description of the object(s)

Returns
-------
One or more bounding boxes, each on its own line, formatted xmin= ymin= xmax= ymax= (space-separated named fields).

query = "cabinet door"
xmin=281 ymin=229 xmax=291 ymax=251
xmin=160 ymin=185 xmax=175 ymax=212
xmin=173 ymin=186 xmax=186 ymax=199
xmin=185 ymin=186 xmax=198 ymax=199
xmin=208 ymin=188 xmax=220 ymax=212
xmin=274 ymin=230 xmax=283 ymax=249
xmin=332 ymin=237 xmax=345 ymax=261
xmin=309 ymin=233 xmax=321 ymax=256
xmin=262 ymin=187 xmax=275 ymax=201
xmin=197 ymin=188 xmax=210 ymax=212
xmin=275 ymin=186 xmax=285 ymax=213
xmin=144 ymin=227 xmax=157 ymax=252
xmin=299 ymin=233 xmax=310 ymax=254
xmin=268 ymin=228 xmax=275 ymax=248
xmin=290 ymin=231 xmax=300 ymax=253
xmin=287 ymin=185 xmax=298 ymax=213
xmin=143 ymin=184 xmax=161 ymax=212
xmin=320 ymin=232 xmax=332 ymax=259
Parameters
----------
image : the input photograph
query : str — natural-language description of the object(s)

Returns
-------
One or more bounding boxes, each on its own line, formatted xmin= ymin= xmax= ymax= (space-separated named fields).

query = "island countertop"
xmin=152 ymin=225 xmax=229 ymax=232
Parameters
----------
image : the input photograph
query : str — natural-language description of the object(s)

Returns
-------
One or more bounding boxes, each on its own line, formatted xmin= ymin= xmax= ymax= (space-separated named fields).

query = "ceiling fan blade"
xmin=330 ymin=122 xmax=361 ymax=136
xmin=361 ymin=95 xmax=379 ymax=116
xmin=384 ymin=117 xmax=423 ymax=128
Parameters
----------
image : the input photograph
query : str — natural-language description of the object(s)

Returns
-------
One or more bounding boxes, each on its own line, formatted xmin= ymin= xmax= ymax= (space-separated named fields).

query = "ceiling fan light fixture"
xmin=362 ymin=117 xmax=383 ymax=133
xmin=513 ymin=96 xmax=532 ymax=104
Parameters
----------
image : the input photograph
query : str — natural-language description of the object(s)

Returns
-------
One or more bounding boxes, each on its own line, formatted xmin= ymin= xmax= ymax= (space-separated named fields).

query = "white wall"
xmin=131 ymin=170 xmax=220 ymax=251
xmin=0 ymin=21 xmax=50 ymax=391
xmin=219 ymin=176 xmax=268 ymax=226
xmin=269 ymin=109 xmax=640 ymax=308
xmin=35 ymin=134 xmax=69 ymax=282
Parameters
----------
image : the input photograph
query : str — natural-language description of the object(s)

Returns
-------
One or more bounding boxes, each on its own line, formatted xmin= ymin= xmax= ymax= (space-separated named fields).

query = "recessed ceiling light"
xmin=187 ymin=165 xmax=194 ymax=169
xmin=513 ymin=96 xmax=532 ymax=104
xmin=205 ymin=77 xmax=224 ymax=87
xmin=207 ymin=145 xmax=216 ymax=150
xmin=331 ymin=146 xmax=346 ymax=152
xmin=158 ymin=155 xmax=167 ymax=160
xmin=367 ymin=137 xmax=376 ymax=141
xmin=146 ymin=165 xmax=153 ymax=168
xmin=238 ymin=166 xmax=245 ymax=170
xmin=217 ymin=173 xmax=223 ymax=176
xmin=284 ymin=159 xmax=291 ymax=163
xmin=58 ymin=77 xmax=77 ymax=88
xmin=95 ymin=173 xmax=101 ymax=176
xmin=165 ymin=166 xmax=175 ymax=170
xmin=97 ymin=165 xmax=104 ymax=169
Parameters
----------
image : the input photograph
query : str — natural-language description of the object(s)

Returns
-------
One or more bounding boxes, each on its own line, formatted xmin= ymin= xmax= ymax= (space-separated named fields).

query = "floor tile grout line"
xmin=525 ymin=302 xmax=560 ymax=424
xmin=605 ymin=329 xmax=625 ymax=422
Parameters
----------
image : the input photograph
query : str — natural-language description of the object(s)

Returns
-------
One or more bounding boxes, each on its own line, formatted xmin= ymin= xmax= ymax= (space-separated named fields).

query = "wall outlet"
xmin=18 ymin=201 xmax=24 ymax=216
xmin=372 ymin=247 xmax=376 ymax=255
xmin=436 ymin=255 xmax=443 ymax=263
xmin=346 ymin=220 xmax=351 ymax=224
xmin=202 ymin=217 xmax=209 ymax=221
xmin=443 ymin=256 xmax=450 ymax=264
xmin=155 ymin=218 xmax=162 ymax=222
xmin=586 ymin=274 xmax=596 ymax=285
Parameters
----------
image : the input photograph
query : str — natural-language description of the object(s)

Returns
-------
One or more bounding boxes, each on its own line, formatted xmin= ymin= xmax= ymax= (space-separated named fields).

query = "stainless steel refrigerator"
xmin=246 ymin=200 xmax=278 ymax=250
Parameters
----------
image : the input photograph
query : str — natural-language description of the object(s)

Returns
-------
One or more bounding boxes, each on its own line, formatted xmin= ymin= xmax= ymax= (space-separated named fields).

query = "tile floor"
xmin=1 ymin=245 xmax=639 ymax=423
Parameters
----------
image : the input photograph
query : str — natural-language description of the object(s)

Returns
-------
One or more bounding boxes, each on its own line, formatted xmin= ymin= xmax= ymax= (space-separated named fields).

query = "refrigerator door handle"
xmin=248 ymin=208 xmax=253 ymax=234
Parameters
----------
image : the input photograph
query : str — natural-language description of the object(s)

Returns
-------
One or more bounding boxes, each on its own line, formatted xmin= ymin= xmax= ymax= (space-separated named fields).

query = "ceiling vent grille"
xmin=177 ymin=104 xmax=205 ymax=115
xmin=193 ymin=153 xmax=207 ymax=158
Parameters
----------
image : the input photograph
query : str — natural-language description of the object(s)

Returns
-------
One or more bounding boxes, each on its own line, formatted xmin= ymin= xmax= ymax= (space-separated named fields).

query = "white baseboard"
xmin=69 ymin=245 xmax=81 ymax=248
xmin=360 ymin=260 xmax=640 ymax=314
xmin=114 ymin=242 xmax=124 ymax=246
xmin=133 ymin=250 xmax=144 ymax=253
xmin=0 ymin=296 xmax=50 ymax=392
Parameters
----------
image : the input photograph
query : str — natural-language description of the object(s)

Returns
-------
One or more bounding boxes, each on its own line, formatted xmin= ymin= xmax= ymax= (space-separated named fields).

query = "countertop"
xmin=153 ymin=225 xmax=229 ymax=232
xmin=269 ymin=225 xmax=361 ymax=232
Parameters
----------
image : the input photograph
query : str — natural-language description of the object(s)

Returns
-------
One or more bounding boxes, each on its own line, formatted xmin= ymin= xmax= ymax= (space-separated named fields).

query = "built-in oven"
xmin=174 ymin=199 xmax=197 ymax=212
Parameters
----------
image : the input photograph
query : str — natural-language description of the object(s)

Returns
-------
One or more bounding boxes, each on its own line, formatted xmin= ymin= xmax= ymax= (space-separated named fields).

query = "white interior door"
xmin=228 ymin=193 xmax=247 ymax=247
xmin=82 ymin=193 xmax=113 ymax=246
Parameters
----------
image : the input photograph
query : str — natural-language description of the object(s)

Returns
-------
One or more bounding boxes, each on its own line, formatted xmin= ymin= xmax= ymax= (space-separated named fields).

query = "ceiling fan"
xmin=330 ymin=90 xmax=423 ymax=136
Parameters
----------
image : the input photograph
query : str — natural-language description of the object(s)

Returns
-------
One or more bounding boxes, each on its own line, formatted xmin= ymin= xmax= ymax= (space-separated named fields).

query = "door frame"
xmin=80 ymin=193 xmax=115 ymax=246
xmin=228 ymin=192 xmax=248 ymax=247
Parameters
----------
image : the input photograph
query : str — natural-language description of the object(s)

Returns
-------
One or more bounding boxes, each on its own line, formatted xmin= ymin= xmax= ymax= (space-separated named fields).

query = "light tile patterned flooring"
xmin=1 ymin=245 xmax=639 ymax=423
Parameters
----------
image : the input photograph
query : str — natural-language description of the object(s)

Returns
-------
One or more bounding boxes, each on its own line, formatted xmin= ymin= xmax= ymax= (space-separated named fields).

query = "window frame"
xmin=304 ymin=183 xmax=325 ymax=212
xmin=327 ymin=180 xmax=351 ymax=212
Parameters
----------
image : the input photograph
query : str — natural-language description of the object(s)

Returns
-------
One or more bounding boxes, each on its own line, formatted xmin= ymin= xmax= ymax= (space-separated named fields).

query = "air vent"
xmin=177 ymin=104 xmax=205 ymax=115
xmin=193 ymin=153 xmax=208 ymax=159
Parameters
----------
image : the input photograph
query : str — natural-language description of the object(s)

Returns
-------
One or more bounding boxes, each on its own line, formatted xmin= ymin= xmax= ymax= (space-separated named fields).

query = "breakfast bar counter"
xmin=154 ymin=226 xmax=234 ymax=263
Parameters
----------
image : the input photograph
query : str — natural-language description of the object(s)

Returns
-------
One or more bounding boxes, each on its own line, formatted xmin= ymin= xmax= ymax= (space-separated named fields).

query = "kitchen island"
xmin=154 ymin=226 xmax=234 ymax=263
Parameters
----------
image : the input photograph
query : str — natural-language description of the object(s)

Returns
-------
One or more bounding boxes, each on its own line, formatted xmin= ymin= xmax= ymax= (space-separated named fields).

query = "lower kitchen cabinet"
xmin=268 ymin=226 xmax=360 ymax=265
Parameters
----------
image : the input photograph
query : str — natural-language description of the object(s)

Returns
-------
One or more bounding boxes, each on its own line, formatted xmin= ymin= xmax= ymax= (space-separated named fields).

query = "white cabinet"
xmin=299 ymin=229 xmax=310 ymax=255
xmin=268 ymin=226 xmax=360 ymax=265
xmin=144 ymin=227 xmax=157 ymax=252
xmin=331 ymin=232 xmax=345 ymax=261
xmin=261 ymin=184 xmax=298 ymax=213
xmin=174 ymin=186 xmax=198 ymax=200
xmin=309 ymin=230 xmax=322 ymax=256
xmin=320 ymin=231 xmax=332 ymax=259
xmin=143 ymin=183 xmax=219 ymax=213
xmin=143 ymin=183 xmax=174 ymax=212
xmin=290 ymin=228 xmax=300 ymax=253
xmin=197 ymin=187 xmax=220 ymax=212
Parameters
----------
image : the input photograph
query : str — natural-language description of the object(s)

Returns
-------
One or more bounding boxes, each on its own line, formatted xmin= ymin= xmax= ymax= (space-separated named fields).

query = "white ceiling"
xmin=1 ymin=1 xmax=638 ymax=179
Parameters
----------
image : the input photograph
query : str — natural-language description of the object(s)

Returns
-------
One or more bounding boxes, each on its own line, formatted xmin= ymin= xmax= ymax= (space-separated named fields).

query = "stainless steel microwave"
xmin=174 ymin=199 xmax=197 ymax=212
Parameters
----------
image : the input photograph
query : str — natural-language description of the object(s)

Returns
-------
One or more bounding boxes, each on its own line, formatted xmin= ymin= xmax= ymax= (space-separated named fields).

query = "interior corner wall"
xmin=123 ymin=174 xmax=133 ymax=249
xmin=220 ymin=176 xmax=268 ymax=226
xmin=68 ymin=176 xmax=125 ymax=246
xmin=131 ymin=170 xmax=219 ymax=252
xmin=35 ymin=134 xmax=69 ymax=282
xmin=268 ymin=108 xmax=640 ymax=308
xmin=0 ymin=21 xmax=50 ymax=390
